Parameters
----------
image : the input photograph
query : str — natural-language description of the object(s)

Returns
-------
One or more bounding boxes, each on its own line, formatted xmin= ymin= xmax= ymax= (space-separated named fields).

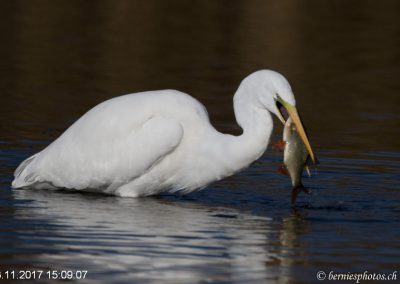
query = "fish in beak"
xmin=276 ymin=97 xmax=316 ymax=164
xmin=281 ymin=117 xmax=312 ymax=204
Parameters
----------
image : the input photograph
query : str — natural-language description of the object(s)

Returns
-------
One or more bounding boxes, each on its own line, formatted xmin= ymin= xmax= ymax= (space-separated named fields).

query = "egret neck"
xmin=218 ymin=83 xmax=274 ymax=173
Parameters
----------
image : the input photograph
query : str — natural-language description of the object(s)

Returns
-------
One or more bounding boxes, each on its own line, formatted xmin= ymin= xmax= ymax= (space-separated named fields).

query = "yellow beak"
xmin=284 ymin=104 xmax=316 ymax=164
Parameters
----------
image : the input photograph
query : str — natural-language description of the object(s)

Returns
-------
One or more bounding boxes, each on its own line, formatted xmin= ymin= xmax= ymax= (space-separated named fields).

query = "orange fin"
xmin=272 ymin=140 xmax=286 ymax=152
xmin=278 ymin=165 xmax=289 ymax=176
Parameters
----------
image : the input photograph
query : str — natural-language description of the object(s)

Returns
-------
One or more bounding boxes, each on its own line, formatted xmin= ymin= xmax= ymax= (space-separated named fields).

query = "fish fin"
xmin=291 ymin=184 xmax=311 ymax=205
xmin=272 ymin=140 xmax=286 ymax=152
xmin=277 ymin=165 xmax=289 ymax=176
xmin=305 ymin=166 xmax=311 ymax=177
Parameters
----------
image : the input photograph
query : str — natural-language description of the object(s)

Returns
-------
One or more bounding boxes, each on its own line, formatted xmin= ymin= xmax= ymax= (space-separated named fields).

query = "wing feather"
xmin=12 ymin=116 xmax=183 ymax=191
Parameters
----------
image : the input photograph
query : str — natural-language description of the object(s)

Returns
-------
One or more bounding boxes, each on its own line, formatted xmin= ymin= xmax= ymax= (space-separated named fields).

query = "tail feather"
xmin=12 ymin=154 xmax=40 ymax=188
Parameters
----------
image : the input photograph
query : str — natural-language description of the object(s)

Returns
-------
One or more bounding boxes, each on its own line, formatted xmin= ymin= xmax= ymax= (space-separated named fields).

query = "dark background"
xmin=1 ymin=0 xmax=399 ymax=152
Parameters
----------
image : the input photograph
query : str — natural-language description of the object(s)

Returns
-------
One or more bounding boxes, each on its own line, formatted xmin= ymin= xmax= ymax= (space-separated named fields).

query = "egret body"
xmin=12 ymin=70 xmax=315 ymax=197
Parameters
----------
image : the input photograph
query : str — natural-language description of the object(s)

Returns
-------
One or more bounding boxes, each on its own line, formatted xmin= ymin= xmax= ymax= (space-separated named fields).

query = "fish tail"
xmin=291 ymin=184 xmax=311 ymax=205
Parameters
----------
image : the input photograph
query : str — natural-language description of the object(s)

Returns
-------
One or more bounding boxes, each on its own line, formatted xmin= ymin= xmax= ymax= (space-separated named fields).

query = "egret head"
xmin=245 ymin=70 xmax=316 ymax=163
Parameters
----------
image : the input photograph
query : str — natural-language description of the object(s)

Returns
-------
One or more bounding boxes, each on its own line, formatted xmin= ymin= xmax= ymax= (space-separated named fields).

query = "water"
xmin=0 ymin=1 xmax=399 ymax=283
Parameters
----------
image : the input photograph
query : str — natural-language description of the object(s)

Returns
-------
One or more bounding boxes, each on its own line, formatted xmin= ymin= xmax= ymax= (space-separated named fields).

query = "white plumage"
xmin=12 ymin=70 xmax=314 ymax=197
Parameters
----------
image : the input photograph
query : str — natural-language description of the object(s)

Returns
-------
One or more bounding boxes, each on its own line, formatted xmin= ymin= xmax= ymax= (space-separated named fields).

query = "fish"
xmin=280 ymin=117 xmax=316 ymax=204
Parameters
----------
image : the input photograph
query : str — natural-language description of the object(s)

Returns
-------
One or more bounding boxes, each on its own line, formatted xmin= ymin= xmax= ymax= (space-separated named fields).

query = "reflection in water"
xmin=10 ymin=189 xmax=277 ymax=283
xmin=1 ymin=149 xmax=399 ymax=283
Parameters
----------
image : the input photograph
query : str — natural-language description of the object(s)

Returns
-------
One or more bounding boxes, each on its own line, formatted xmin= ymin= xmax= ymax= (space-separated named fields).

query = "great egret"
xmin=12 ymin=70 xmax=315 ymax=197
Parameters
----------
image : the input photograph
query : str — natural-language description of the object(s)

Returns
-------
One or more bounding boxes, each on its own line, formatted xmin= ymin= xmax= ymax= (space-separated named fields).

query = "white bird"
xmin=12 ymin=70 xmax=315 ymax=197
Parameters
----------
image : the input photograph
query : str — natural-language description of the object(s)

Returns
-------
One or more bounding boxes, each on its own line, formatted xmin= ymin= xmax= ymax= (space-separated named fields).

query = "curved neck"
xmin=213 ymin=86 xmax=273 ymax=175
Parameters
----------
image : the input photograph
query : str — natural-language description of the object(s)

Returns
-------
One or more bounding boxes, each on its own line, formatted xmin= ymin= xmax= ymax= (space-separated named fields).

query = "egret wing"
xmin=12 ymin=116 xmax=183 ymax=191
